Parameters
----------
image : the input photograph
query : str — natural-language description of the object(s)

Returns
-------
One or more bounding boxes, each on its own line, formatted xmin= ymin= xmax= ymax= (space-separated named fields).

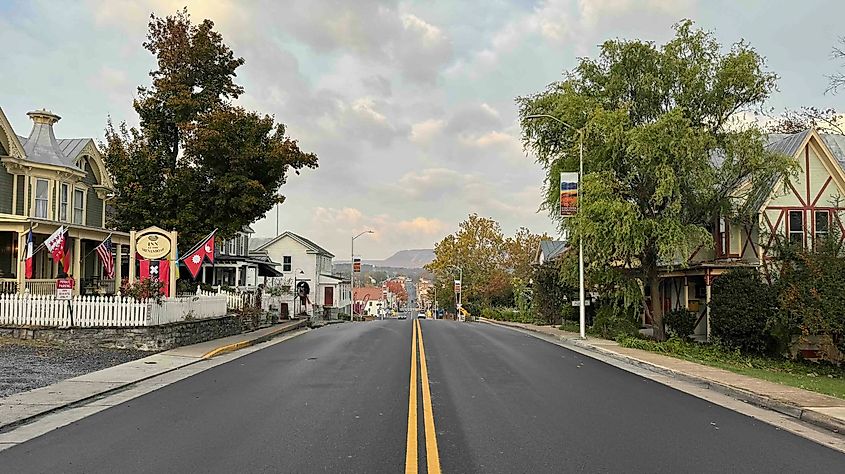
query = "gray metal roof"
xmin=820 ymin=134 xmax=845 ymax=166
xmin=764 ymin=129 xmax=811 ymax=158
xmin=539 ymin=240 xmax=568 ymax=261
xmin=57 ymin=138 xmax=91 ymax=162
xmin=16 ymin=110 xmax=82 ymax=171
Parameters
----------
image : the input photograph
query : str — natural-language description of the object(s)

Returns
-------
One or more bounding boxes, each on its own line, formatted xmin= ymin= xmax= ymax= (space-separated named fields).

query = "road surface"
xmin=1 ymin=316 xmax=842 ymax=473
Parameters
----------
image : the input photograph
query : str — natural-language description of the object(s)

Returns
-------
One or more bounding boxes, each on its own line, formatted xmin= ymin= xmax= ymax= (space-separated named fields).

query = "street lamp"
xmin=446 ymin=265 xmax=463 ymax=320
xmin=292 ymin=268 xmax=304 ymax=318
xmin=525 ymin=113 xmax=586 ymax=339
xmin=351 ymin=230 xmax=374 ymax=321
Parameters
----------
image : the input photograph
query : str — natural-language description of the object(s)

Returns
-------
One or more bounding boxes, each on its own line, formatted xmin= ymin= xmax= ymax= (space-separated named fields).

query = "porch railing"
xmin=0 ymin=279 xmax=17 ymax=295
xmin=25 ymin=280 xmax=57 ymax=295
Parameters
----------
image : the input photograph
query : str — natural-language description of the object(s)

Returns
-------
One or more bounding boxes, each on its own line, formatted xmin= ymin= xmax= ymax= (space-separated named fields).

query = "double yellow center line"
xmin=406 ymin=318 xmax=441 ymax=473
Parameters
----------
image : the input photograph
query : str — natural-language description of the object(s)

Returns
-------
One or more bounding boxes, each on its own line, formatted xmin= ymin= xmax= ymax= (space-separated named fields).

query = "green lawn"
xmin=616 ymin=336 xmax=845 ymax=400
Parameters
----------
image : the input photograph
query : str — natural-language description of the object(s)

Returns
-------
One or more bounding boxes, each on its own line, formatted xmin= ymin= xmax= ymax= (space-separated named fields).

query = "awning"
xmin=257 ymin=261 xmax=284 ymax=277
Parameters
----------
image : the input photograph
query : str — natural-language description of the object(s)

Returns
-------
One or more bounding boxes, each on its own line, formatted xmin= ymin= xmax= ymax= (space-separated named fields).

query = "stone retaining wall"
xmin=0 ymin=315 xmax=243 ymax=352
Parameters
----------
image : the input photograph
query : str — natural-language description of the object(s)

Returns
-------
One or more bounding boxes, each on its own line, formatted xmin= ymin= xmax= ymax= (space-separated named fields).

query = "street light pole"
xmin=525 ymin=114 xmax=586 ymax=339
xmin=351 ymin=230 xmax=374 ymax=321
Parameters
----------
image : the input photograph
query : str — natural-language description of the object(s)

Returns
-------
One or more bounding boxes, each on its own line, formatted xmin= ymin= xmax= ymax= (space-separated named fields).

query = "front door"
xmin=325 ymin=287 xmax=334 ymax=307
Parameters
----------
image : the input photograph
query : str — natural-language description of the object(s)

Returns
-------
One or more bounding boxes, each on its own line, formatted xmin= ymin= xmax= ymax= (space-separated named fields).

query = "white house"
xmin=193 ymin=225 xmax=282 ymax=290
xmin=251 ymin=231 xmax=351 ymax=319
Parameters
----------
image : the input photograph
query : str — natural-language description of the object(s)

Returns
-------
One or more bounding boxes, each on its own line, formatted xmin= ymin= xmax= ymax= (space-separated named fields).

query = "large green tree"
xmin=103 ymin=9 xmax=317 ymax=247
xmin=518 ymin=20 xmax=793 ymax=339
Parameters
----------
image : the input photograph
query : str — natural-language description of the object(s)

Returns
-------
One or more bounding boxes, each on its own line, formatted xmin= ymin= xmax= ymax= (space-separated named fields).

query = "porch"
xmin=0 ymin=220 xmax=130 ymax=296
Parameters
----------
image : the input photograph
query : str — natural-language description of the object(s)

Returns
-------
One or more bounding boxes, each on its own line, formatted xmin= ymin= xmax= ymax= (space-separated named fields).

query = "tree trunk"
xmin=649 ymin=271 xmax=666 ymax=341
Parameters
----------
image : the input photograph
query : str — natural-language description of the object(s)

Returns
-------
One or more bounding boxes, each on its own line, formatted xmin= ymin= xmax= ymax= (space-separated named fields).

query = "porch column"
xmin=72 ymin=236 xmax=82 ymax=295
xmin=16 ymin=230 xmax=25 ymax=294
xmin=202 ymin=266 xmax=207 ymax=284
xmin=683 ymin=277 xmax=689 ymax=310
xmin=128 ymin=230 xmax=136 ymax=283
xmin=705 ymin=272 xmax=712 ymax=340
xmin=234 ymin=267 xmax=241 ymax=288
xmin=115 ymin=243 xmax=123 ymax=286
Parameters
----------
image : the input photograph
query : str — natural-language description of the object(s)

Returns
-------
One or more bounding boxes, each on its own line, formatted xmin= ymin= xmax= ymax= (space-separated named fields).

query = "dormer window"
xmin=34 ymin=179 xmax=49 ymax=218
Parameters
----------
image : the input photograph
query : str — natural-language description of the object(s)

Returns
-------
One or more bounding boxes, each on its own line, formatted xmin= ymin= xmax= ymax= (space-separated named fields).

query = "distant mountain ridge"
xmin=339 ymin=249 xmax=434 ymax=269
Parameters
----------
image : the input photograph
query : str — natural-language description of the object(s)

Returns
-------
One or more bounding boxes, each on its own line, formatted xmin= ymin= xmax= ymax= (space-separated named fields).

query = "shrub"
xmin=664 ymin=309 xmax=697 ymax=340
xmin=120 ymin=278 xmax=164 ymax=303
xmin=710 ymin=267 xmax=776 ymax=354
xmin=592 ymin=305 xmax=639 ymax=340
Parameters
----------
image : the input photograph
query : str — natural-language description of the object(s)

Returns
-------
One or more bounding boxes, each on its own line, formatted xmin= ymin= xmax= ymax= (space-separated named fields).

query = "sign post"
xmin=57 ymin=278 xmax=74 ymax=326
xmin=130 ymin=226 xmax=178 ymax=298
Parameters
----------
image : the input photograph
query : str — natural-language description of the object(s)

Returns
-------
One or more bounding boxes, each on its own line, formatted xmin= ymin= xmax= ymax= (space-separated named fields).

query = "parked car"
xmin=417 ymin=312 xmax=426 ymax=319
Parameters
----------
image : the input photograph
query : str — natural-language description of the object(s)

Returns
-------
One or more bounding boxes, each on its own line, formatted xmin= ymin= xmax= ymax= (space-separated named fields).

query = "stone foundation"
xmin=0 ymin=315 xmax=243 ymax=352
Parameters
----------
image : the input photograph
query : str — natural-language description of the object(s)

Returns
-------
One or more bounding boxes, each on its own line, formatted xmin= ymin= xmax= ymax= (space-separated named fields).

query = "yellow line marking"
xmin=417 ymin=319 xmax=442 ymax=474
xmin=405 ymin=318 xmax=419 ymax=474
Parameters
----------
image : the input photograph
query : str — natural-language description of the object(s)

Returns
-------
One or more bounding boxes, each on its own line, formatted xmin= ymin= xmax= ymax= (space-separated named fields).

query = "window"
xmin=283 ymin=256 xmax=291 ymax=272
xmin=717 ymin=217 xmax=728 ymax=257
xmin=228 ymin=239 xmax=235 ymax=255
xmin=815 ymin=210 xmax=830 ymax=240
xmin=789 ymin=210 xmax=804 ymax=245
xmin=34 ymin=179 xmax=49 ymax=218
xmin=60 ymin=183 xmax=69 ymax=222
xmin=73 ymin=189 xmax=85 ymax=224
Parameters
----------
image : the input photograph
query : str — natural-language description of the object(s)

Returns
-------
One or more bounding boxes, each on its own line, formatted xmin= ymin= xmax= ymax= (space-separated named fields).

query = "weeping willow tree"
xmin=518 ymin=20 xmax=793 ymax=340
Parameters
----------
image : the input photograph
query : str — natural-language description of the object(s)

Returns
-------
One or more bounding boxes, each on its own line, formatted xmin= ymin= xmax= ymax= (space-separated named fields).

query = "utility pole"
xmin=525 ymin=113 xmax=586 ymax=339
xmin=351 ymin=230 xmax=374 ymax=321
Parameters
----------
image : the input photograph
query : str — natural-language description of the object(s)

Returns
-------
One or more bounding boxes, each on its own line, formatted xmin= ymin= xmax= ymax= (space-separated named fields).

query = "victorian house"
xmin=658 ymin=128 xmax=845 ymax=339
xmin=0 ymin=107 xmax=128 ymax=295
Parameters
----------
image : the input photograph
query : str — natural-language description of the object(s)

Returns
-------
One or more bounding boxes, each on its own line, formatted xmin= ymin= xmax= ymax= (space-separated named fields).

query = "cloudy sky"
xmin=2 ymin=0 xmax=844 ymax=259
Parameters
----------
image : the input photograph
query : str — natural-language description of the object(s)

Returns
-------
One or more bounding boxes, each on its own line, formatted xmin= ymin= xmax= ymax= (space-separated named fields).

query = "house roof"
xmin=253 ymin=231 xmax=334 ymax=257
xmin=353 ymin=286 xmax=383 ymax=302
xmin=536 ymin=240 xmax=568 ymax=263
xmin=17 ymin=110 xmax=83 ymax=172
xmin=765 ymin=129 xmax=813 ymax=158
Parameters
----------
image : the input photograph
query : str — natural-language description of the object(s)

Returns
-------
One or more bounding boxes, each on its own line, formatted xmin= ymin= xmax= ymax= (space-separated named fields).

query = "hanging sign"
xmin=353 ymin=257 xmax=361 ymax=273
xmin=135 ymin=228 xmax=173 ymax=260
xmin=454 ymin=280 xmax=461 ymax=293
xmin=560 ymin=172 xmax=579 ymax=217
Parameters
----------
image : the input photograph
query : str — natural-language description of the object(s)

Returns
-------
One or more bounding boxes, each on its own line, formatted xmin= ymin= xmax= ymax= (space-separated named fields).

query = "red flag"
xmin=183 ymin=246 xmax=204 ymax=279
xmin=61 ymin=227 xmax=70 ymax=274
xmin=24 ymin=229 xmax=34 ymax=279
xmin=140 ymin=259 xmax=169 ymax=296
xmin=180 ymin=230 xmax=216 ymax=279
xmin=201 ymin=233 xmax=216 ymax=264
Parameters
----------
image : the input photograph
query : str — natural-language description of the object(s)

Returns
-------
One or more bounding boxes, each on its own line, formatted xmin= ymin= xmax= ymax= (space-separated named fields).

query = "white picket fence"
xmin=0 ymin=293 xmax=226 ymax=328
xmin=195 ymin=288 xmax=257 ymax=311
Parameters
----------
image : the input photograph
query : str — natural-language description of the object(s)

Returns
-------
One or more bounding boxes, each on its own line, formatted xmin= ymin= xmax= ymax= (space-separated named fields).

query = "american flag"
xmin=95 ymin=235 xmax=115 ymax=279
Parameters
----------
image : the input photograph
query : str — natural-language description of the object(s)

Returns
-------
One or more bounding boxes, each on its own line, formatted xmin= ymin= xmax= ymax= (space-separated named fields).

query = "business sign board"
xmin=136 ymin=228 xmax=173 ymax=260
xmin=56 ymin=278 xmax=74 ymax=300
xmin=560 ymin=172 xmax=579 ymax=217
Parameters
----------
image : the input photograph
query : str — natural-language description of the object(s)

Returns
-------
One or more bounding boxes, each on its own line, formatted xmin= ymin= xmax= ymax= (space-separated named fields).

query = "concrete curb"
xmin=480 ymin=318 xmax=844 ymax=436
xmin=201 ymin=320 xmax=307 ymax=359
xmin=0 ymin=321 xmax=307 ymax=432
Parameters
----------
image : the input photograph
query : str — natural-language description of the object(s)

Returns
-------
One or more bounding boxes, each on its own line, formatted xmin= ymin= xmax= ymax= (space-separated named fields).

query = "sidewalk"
xmin=0 ymin=319 xmax=306 ymax=431
xmin=480 ymin=318 xmax=845 ymax=435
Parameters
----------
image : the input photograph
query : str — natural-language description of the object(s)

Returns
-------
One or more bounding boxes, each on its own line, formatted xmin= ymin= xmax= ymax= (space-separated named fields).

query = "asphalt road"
xmin=1 ymin=317 xmax=843 ymax=473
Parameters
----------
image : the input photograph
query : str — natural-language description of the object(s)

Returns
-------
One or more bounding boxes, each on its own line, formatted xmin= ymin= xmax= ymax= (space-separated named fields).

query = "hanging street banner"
xmin=353 ymin=257 xmax=361 ymax=273
xmin=560 ymin=172 xmax=579 ymax=217
xmin=454 ymin=280 xmax=461 ymax=294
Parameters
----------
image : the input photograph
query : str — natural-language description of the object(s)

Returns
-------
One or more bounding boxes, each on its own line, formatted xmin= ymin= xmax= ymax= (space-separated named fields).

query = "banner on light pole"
xmin=560 ymin=171 xmax=579 ymax=217
xmin=353 ymin=257 xmax=361 ymax=273
xmin=454 ymin=280 xmax=461 ymax=294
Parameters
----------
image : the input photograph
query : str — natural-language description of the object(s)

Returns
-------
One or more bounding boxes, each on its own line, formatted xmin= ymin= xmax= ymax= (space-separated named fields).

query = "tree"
xmin=425 ymin=214 xmax=507 ymax=308
xmin=766 ymin=107 xmax=845 ymax=135
xmin=532 ymin=260 xmax=574 ymax=325
xmin=505 ymin=227 xmax=549 ymax=283
xmin=102 ymin=8 xmax=317 ymax=247
xmin=518 ymin=20 xmax=793 ymax=340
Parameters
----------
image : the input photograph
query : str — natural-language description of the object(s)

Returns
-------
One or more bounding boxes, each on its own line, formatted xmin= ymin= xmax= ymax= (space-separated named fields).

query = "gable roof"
xmin=353 ymin=286 xmax=383 ymax=302
xmin=0 ymin=107 xmax=25 ymax=159
xmin=765 ymin=129 xmax=813 ymax=159
xmin=253 ymin=231 xmax=334 ymax=257
xmin=536 ymin=240 xmax=568 ymax=263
